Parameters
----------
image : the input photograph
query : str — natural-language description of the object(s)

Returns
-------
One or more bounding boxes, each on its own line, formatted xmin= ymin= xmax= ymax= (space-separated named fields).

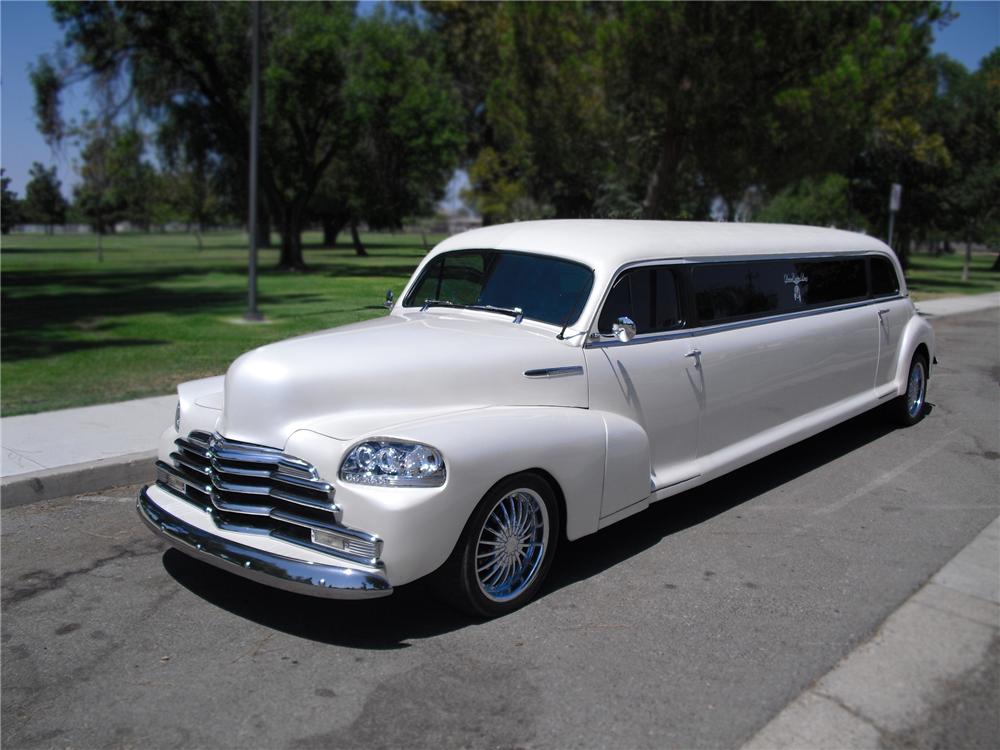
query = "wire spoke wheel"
xmin=907 ymin=359 xmax=926 ymax=418
xmin=474 ymin=488 xmax=549 ymax=603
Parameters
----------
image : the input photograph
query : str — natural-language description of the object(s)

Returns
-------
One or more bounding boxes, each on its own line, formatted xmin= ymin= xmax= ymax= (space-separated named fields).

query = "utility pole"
xmin=245 ymin=0 xmax=263 ymax=322
xmin=887 ymin=183 xmax=902 ymax=250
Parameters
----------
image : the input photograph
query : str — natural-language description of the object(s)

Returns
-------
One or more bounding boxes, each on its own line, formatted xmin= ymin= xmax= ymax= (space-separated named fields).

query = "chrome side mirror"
xmin=612 ymin=316 xmax=636 ymax=343
xmin=384 ymin=289 xmax=394 ymax=309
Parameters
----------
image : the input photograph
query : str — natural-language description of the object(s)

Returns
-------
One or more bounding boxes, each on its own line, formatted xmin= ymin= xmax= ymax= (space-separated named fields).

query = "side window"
xmin=694 ymin=262 xmax=784 ymax=324
xmin=792 ymin=258 xmax=868 ymax=306
xmin=870 ymin=256 xmax=900 ymax=297
xmin=695 ymin=257 xmax=872 ymax=324
xmin=598 ymin=266 xmax=683 ymax=335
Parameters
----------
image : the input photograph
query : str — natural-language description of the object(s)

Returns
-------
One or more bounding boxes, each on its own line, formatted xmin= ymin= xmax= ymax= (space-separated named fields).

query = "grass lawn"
xmin=904 ymin=250 xmax=1000 ymax=300
xmin=1 ymin=230 xmax=439 ymax=416
xmin=1 ymin=231 xmax=997 ymax=416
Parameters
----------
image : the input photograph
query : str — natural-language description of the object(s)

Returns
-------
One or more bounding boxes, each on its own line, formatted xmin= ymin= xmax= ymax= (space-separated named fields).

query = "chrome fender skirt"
xmin=136 ymin=485 xmax=392 ymax=599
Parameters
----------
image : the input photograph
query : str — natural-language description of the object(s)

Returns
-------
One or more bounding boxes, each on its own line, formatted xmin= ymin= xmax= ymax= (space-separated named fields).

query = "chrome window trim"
xmin=587 ymin=294 xmax=907 ymax=349
xmin=585 ymin=249 xmax=906 ymax=349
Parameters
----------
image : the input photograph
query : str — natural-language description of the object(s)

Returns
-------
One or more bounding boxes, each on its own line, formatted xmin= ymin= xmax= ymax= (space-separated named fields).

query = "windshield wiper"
xmin=421 ymin=299 xmax=523 ymax=324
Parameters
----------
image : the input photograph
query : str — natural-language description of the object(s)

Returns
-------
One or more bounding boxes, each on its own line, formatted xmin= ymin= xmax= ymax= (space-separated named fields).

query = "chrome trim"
xmin=586 ymin=295 xmax=907 ymax=349
xmin=475 ymin=487 xmax=549 ymax=603
xmin=612 ymin=316 xmax=637 ymax=343
xmin=523 ymin=366 xmax=584 ymax=379
xmin=155 ymin=431 xmax=394 ymax=570
xmin=339 ymin=437 xmax=447 ymax=488
xmin=137 ymin=486 xmax=392 ymax=600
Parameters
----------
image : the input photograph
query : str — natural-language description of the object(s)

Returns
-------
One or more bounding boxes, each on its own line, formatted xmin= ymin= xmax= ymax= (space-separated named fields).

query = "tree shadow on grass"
xmin=0 ymin=259 xmax=420 ymax=361
xmin=162 ymin=405 xmax=901 ymax=649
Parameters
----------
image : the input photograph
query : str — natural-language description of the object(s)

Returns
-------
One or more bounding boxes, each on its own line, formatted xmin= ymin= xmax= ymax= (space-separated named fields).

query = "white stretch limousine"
xmin=138 ymin=220 xmax=935 ymax=616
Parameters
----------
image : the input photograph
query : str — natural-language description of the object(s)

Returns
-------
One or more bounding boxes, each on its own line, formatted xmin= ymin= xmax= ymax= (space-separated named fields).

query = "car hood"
xmin=217 ymin=312 xmax=587 ymax=447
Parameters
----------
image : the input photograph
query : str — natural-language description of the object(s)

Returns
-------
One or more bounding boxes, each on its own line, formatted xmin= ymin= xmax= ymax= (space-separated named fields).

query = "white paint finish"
xmin=585 ymin=338 xmax=701 ymax=504
xmin=218 ymin=313 xmax=586 ymax=449
xmin=599 ymin=411 xmax=654 ymax=518
xmin=1 ymin=395 xmax=177 ymax=478
xmin=695 ymin=305 xmax=877 ymax=460
xmin=285 ymin=407 xmax=610 ymax=586
xmin=876 ymin=297 xmax=911 ymax=387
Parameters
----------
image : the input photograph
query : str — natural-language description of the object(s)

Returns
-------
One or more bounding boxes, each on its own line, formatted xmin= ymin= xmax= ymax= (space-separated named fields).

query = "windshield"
xmin=403 ymin=250 xmax=594 ymax=327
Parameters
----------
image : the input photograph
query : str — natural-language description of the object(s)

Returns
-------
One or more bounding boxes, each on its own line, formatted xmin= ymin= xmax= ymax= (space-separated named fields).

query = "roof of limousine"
xmin=432 ymin=219 xmax=892 ymax=274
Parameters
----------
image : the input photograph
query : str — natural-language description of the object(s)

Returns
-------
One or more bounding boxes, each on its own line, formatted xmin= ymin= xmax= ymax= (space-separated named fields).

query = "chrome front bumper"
xmin=136 ymin=486 xmax=393 ymax=599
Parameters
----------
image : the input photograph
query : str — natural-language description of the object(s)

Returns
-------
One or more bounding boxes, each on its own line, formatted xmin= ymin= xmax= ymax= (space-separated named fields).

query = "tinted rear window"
xmin=694 ymin=257 xmax=869 ymax=324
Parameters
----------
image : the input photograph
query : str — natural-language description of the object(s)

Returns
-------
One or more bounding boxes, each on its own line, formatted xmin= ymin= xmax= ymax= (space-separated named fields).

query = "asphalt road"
xmin=3 ymin=309 xmax=998 ymax=750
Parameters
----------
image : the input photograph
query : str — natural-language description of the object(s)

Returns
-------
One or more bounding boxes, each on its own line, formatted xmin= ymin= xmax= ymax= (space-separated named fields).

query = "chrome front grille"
xmin=155 ymin=430 xmax=382 ymax=566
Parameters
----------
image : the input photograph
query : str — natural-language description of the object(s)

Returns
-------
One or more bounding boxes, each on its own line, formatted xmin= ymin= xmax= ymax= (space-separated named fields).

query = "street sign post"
xmin=887 ymin=182 xmax=902 ymax=249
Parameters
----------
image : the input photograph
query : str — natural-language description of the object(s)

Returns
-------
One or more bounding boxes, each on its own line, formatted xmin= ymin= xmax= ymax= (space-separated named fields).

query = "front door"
xmin=585 ymin=264 xmax=702 ymax=518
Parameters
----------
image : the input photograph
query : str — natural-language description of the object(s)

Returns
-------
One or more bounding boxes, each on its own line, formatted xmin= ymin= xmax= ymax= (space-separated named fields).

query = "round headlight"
xmin=340 ymin=439 xmax=446 ymax=487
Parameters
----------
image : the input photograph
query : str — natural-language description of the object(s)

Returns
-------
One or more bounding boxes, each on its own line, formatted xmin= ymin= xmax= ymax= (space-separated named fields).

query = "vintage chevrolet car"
xmin=138 ymin=220 xmax=934 ymax=616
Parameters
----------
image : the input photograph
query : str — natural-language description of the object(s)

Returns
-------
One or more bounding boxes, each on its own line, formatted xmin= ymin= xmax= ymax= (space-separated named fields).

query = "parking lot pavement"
xmin=2 ymin=308 xmax=998 ymax=750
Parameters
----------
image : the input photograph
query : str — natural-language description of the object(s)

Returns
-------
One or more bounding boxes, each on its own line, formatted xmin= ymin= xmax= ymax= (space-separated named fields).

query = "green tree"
xmin=429 ymin=2 xmax=947 ymax=223
xmin=757 ymin=174 xmax=867 ymax=230
xmin=73 ymin=119 xmax=152 ymax=259
xmin=320 ymin=9 xmax=464 ymax=254
xmin=1 ymin=169 xmax=23 ymax=234
xmin=37 ymin=1 xmax=462 ymax=270
xmin=23 ymin=162 xmax=68 ymax=233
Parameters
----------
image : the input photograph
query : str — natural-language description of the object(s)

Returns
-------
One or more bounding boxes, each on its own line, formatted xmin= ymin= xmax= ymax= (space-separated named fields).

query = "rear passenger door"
xmin=585 ymin=264 xmax=702 ymax=515
xmin=690 ymin=256 xmax=877 ymax=464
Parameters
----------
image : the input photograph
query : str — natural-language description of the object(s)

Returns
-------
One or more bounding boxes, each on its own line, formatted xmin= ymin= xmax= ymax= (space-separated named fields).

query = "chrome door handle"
xmin=685 ymin=349 xmax=702 ymax=358
xmin=878 ymin=308 xmax=890 ymax=317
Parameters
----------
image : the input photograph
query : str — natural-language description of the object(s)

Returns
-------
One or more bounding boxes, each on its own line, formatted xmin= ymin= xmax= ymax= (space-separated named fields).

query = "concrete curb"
xmin=0 ymin=451 xmax=156 ymax=509
xmin=741 ymin=516 xmax=1000 ymax=749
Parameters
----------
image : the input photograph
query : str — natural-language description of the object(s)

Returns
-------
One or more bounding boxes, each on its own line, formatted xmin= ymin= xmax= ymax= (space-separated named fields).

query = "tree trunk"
xmin=350 ymin=218 xmax=368 ymax=256
xmin=195 ymin=223 xmax=203 ymax=251
xmin=961 ymin=239 xmax=972 ymax=282
xmin=96 ymin=230 xmax=103 ymax=262
xmin=323 ymin=216 xmax=347 ymax=248
xmin=641 ymin=131 xmax=682 ymax=219
xmin=277 ymin=208 xmax=307 ymax=270
xmin=895 ymin=226 xmax=911 ymax=270
xmin=256 ymin=208 xmax=271 ymax=248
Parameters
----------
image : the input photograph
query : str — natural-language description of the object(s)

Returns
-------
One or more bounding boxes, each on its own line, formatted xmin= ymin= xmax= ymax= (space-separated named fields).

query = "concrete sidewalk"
xmin=1 ymin=395 xmax=176 ymax=508
xmin=743 ymin=515 xmax=1000 ymax=750
xmin=0 ymin=290 xmax=996 ymax=508
xmin=914 ymin=291 xmax=1000 ymax=318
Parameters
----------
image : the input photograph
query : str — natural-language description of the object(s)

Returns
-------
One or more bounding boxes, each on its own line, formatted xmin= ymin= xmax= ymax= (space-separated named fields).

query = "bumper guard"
xmin=136 ymin=485 xmax=393 ymax=599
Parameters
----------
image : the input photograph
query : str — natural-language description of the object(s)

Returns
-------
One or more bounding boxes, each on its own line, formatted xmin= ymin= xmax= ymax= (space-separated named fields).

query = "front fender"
xmin=288 ymin=406 xmax=651 ymax=586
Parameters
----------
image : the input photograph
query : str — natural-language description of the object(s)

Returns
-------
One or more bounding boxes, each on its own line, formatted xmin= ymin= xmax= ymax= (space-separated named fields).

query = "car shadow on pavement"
xmin=163 ymin=404 xmax=909 ymax=649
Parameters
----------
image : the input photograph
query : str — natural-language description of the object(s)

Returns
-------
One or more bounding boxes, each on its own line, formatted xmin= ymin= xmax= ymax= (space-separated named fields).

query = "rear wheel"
xmin=434 ymin=472 xmax=560 ymax=618
xmin=891 ymin=352 xmax=928 ymax=426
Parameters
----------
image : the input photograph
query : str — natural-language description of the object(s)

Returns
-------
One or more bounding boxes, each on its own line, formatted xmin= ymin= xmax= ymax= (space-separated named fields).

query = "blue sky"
xmin=2 ymin=0 xmax=998 ymax=198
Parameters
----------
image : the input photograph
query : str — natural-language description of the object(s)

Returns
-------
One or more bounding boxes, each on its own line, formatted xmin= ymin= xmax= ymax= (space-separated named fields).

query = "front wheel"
xmin=434 ymin=473 xmax=560 ymax=618
xmin=891 ymin=352 xmax=929 ymax=426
